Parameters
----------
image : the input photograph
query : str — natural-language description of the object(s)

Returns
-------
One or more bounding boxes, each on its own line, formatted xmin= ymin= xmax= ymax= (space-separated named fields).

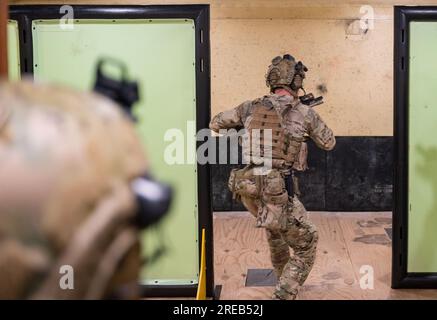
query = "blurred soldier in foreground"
xmin=0 ymin=65 xmax=171 ymax=299
xmin=210 ymin=54 xmax=335 ymax=300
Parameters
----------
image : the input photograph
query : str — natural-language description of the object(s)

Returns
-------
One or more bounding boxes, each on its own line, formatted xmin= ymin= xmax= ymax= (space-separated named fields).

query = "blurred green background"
xmin=408 ymin=21 xmax=437 ymax=272
xmin=31 ymin=19 xmax=199 ymax=285
xmin=7 ymin=20 xmax=20 ymax=80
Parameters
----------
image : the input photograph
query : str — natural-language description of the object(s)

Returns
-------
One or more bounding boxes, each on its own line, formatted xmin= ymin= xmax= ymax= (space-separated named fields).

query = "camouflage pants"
xmin=229 ymin=166 xmax=318 ymax=300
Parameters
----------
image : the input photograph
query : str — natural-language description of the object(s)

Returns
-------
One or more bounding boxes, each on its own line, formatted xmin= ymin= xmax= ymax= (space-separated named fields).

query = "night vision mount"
xmin=94 ymin=57 xmax=139 ymax=119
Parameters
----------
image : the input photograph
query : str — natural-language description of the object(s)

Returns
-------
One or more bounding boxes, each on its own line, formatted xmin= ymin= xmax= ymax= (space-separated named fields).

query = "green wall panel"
xmin=7 ymin=20 xmax=20 ymax=81
xmin=408 ymin=22 xmax=437 ymax=272
xmin=32 ymin=19 xmax=199 ymax=284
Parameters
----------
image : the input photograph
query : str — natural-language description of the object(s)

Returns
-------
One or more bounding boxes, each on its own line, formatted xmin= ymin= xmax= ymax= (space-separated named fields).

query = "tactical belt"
xmin=265 ymin=192 xmax=288 ymax=205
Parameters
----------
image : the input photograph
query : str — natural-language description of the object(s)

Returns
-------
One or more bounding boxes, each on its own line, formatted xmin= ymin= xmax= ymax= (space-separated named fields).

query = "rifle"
xmin=299 ymin=93 xmax=324 ymax=108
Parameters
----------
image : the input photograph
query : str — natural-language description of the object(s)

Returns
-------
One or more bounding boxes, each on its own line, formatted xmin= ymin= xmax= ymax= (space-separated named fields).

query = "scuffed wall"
xmin=211 ymin=18 xmax=393 ymax=136
xmin=10 ymin=0 xmax=422 ymax=135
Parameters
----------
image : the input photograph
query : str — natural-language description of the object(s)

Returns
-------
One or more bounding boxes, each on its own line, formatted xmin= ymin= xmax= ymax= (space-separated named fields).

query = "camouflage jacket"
xmin=209 ymin=94 xmax=335 ymax=169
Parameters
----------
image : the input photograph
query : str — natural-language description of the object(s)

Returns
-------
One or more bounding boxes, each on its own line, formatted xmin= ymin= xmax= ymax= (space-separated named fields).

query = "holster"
xmin=228 ymin=166 xmax=263 ymax=201
xmin=228 ymin=168 xmax=239 ymax=200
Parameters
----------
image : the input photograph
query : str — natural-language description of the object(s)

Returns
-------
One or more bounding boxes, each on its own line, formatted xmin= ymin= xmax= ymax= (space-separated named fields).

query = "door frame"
xmin=9 ymin=4 xmax=214 ymax=297
xmin=393 ymin=5 xmax=437 ymax=288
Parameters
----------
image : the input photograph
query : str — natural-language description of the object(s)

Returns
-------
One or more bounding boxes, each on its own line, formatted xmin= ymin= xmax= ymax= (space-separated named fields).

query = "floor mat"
xmin=385 ymin=227 xmax=392 ymax=240
xmin=245 ymin=269 xmax=277 ymax=287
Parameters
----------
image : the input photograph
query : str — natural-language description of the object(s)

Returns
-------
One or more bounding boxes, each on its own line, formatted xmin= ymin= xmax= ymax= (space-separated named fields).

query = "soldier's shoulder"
xmin=292 ymin=103 xmax=327 ymax=127
xmin=282 ymin=100 xmax=315 ymax=125
xmin=294 ymin=101 xmax=311 ymax=112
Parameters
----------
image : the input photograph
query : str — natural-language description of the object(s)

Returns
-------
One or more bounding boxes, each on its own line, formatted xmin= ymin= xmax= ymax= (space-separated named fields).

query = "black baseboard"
xmin=211 ymin=136 xmax=393 ymax=212
xmin=140 ymin=284 xmax=198 ymax=297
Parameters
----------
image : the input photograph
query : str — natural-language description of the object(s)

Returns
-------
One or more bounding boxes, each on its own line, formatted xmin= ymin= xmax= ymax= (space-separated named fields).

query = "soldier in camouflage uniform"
xmin=210 ymin=54 xmax=335 ymax=300
xmin=0 ymin=80 xmax=170 ymax=299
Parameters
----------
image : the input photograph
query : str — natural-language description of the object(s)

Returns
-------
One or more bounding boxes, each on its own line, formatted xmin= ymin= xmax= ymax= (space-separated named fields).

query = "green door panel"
xmin=32 ymin=19 xmax=199 ymax=284
xmin=408 ymin=21 xmax=437 ymax=272
xmin=7 ymin=20 xmax=20 ymax=80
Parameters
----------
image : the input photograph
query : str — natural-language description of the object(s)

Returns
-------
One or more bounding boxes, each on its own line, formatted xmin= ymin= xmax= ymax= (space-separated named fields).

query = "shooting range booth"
xmin=393 ymin=6 xmax=437 ymax=288
xmin=9 ymin=4 xmax=214 ymax=298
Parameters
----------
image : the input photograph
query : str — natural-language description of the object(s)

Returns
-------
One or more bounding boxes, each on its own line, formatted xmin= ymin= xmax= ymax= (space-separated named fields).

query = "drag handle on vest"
xmin=299 ymin=93 xmax=324 ymax=108
xmin=93 ymin=57 xmax=139 ymax=119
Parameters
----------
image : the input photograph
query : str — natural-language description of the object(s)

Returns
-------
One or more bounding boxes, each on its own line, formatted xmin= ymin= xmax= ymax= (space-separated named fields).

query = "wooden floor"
xmin=214 ymin=211 xmax=437 ymax=300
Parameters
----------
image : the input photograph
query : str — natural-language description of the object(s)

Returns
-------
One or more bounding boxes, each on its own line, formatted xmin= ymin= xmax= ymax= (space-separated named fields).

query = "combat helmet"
xmin=0 ymin=79 xmax=171 ymax=299
xmin=265 ymin=54 xmax=308 ymax=94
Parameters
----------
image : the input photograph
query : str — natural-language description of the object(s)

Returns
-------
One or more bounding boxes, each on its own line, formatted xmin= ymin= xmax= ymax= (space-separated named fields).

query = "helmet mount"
xmin=265 ymin=54 xmax=308 ymax=95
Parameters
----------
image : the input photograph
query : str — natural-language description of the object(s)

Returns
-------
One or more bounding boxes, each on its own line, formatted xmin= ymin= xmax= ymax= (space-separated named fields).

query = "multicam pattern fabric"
xmin=210 ymin=94 xmax=335 ymax=166
xmin=0 ymin=81 xmax=147 ymax=299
